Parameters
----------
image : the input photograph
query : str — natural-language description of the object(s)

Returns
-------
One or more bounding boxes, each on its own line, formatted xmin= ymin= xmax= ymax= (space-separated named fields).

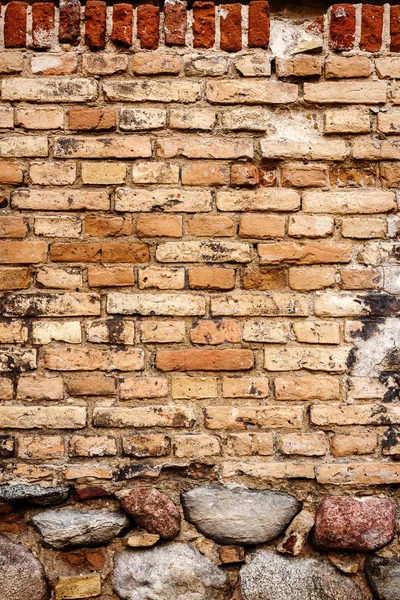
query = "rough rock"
xmin=240 ymin=551 xmax=367 ymax=600
xmin=31 ymin=509 xmax=130 ymax=549
xmin=277 ymin=510 xmax=314 ymax=556
xmin=126 ymin=532 xmax=160 ymax=547
xmin=0 ymin=534 xmax=49 ymax=600
xmin=113 ymin=543 xmax=230 ymax=600
xmin=0 ymin=485 xmax=70 ymax=506
xmin=181 ymin=485 xmax=300 ymax=545
xmin=366 ymin=555 xmax=400 ymax=600
xmin=313 ymin=496 xmax=396 ymax=551
xmin=120 ymin=487 xmax=180 ymax=539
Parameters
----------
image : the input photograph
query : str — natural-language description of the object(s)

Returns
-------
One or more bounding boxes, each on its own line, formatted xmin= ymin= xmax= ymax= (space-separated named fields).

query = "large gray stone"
xmin=181 ymin=485 xmax=300 ymax=545
xmin=0 ymin=485 xmax=70 ymax=506
xmin=366 ymin=555 xmax=400 ymax=600
xmin=240 ymin=551 xmax=367 ymax=600
xmin=113 ymin=543 xmax=230 ymax=600
xmin=31 ymin=509 xmax=130 ymax=549
xmin=0 ymin=534 xmax=49 ymax=600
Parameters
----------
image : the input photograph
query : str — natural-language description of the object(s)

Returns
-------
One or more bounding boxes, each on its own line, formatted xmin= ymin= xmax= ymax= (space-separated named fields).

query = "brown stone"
xmin=219 ymin=545 xmax=245 ymax=563
xmin=111 ymin=3 xmax=133 ymax=46
xmin=164 ymin=0 xmax=187 ymax=46
xmin=59 ymin=0 xmax=81 ymax=45
xmin=85 ymin=0 xmax=106 ymax=50
xmin=220 ymin=4 xmax=242 ymax=52
xmin=4 ymin=2 xmax=27 ymax=48
xmin=314 ymin=496 xmax=396 ymax=551
xmin=193 ymin=1 xmax=215 ymax=49
xmin=329 ymin=4 xmax=356 ymax=52
xmin=360 ymin=5 xmax=384 ymax=52
xmin=120 ymin=487 xmax=181 ymax=539
xmin=32 ymin=2 xmax=55 ymax=49
xmin=137 ymin=5 xmax=160 ymax=50
xmin=248 ymin=1 xmax=270 ymax=48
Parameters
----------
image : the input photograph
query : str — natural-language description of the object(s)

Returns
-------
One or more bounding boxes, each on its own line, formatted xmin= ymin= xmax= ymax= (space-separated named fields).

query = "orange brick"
xmin=85 ymin=215 xmax=133 ymax=237
xmin=136 ymin=215 xmax=183 ymax=238
xmin=69 ymin=108 xmax=116 ymax=130
xmin=239 ymin=214 xmax=285 ymax=239
xmin=157 ymin=349 xmax=254 ymax=371
xmin=187 ymin=216 xmax=235 ymax=237
xmin=181 ymin=162 xmax=229 ymax=185
xmin=188 ymin=267 xmax=235 ymax=290
xmin=87 ymin=266 xmax=135 ymax=287
xmin=190 ymin=319 xmax=241 ymax=344
xmin=0 ymin=216 xmax=27 ymax=238
xmin=242 ymin=267 xmax=286 ymax=290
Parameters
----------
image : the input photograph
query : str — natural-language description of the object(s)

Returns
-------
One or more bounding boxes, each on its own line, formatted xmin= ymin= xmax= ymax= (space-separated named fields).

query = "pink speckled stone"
xmin=314 ymin=496 xmax=396 ymax=551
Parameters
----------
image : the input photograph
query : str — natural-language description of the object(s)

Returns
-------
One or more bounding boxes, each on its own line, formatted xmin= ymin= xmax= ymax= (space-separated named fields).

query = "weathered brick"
xmin=164 ymin=0 xmax=187 ymax=46
xmin=248 ymin=1 xmax=270 ymax=48
xmin=93 ymin=406 xmax=195 ymax=428
xmin=139 ymin=321 xmax=186 ymax=343
xmin=131 ymin=162 xmax=179 ymax=184
xmin=169 ymin=108 xmax=216 ymax=131
xmin=36 ymin=267 xmax=82 ymax=289
xmin=181 ymin=162 xmax=229 ymax=186
xmin=239 ymin=215 xmax=286 ymax=239
xmin=88 ymin=267 xmax=135 ymax=288
xmin=260 ymin=140 xmax=348 ymax=161
xmin=4 ymin=2 xmax=27 ymax=48
xmin=211 ymin=293 xmax=308 ymax=316
xmin=376 ymin=57 xmax=400 ymax=79
xmin=157 ymin=349 xmax=254 ymax=371
xmin=17 ymin=108 xmax=64 ymax=131
xmin=115 ymin=188 xmax=212 ymax=213
xmin=17 ymin=375 xmax=64 ymax=400
xmin=222 ymin=376 xmax=269 ymax=398
xmin=120 ymin=108 xmax=166 ymax=131
xmin=190 ymin=319 xmax=241 ymax=345
xmin=316 ymin=464 xmax=400 ymax=485
xmin=157 ymin=137 xmax=253 ymax=160
xmin=85 ymin=0 xmax=106 ymax=50
xmin=220 ymin=4 xmax=242 ymax=52
xmin=54 ymin=136 xmax=151 ymax=159
xmin=288 ymin=216 xmax=334 ymax=238
xmin=205 ymin=406 xmax=303 ymax=430
xmin=340 ymin=268 xmax=381 ymax=290
xmin=69 ymin=108 xmax=116 ymax=131
xmin=32 ymin=3 xmax=55 ymax=49
xmin=2 ymin=79 xmax=97 ymax=103
xmin=206 ymin=81 xmax=298 ymax=104
xmin=325 ymin=56 xmax=371 ymax=78
xmin=0 ymin=52 xmax=23 ymax=73
xmin=30 ymin=162 xmax=76 ymax=186
xmin=329 ymin=4 xmax=356 ymax=51
xmin=44 ymin=347 xmax=144 ymax=371
xmin=0 ymin=136 xmax=48 ymax=158
xmin=311 ymin=404 xmax=400 ymax=426
xmin=0 ymin=321 xmax=28 ymax=344
xmin=2 ymin=293 xmax=100 ymax=317
xmin=0 ymin=162 xmax=24 ymax=184
xmin=222 ymin=461 xmax=314 ymax=479
xmin=242 ymin=268 xmax=286 ymax=290
xmin=360 ymin=5 xmax=383 ymax=52
xmin=225 ymin=433 xmax=273 ymax=456
xmin=264 ymin=346 xmax=350 ymax=372
xmin=156 ymin=241 xmax=252 ymax=263
xmin=136 ymin=5 xmax=160 ymax=49
xmin=59 ymin=0 xmax=81 ymax=45
xmin=188 ymin=216 xmax=235 ymax=237
xmin=193 ymin=1 xmax=215 ymax=49
xmin=188 ymin=267 xmax=235 ymax=290
xmin=120 ymin=377 xmax=168 ymax=399
xmin=275 ymin=376 xmax=340 ymax=400
xmin=67 ymin=376 xmax=116 ymax=396
xmin=279 ymin=433 xmax=326 ymax=456
xmin=111 ymin=3 xmax=133 ymax=46
xmin=131 ymin=54 xmax=180 ymax=75
xmin=103 ymin=80 xmax=200 ymax=103
xmin=276 ymin=56 xmax=321 ymax=77
xmin=324 ymin=109 xmax=371 ymax=134
xmin=216 ymin=189 xmax=299 ymax=212
xmin=184 ymin=54 xmax=228 ymax=76
xmin=136 ymin=215 xmax=182 ymax=238
xmin=138 ymin=267 xmax=185 ymax=290
xmin=0 ymin=241 xmax=47 ymax=264
xmin=173 ymin=434 xmax=220 ymax=457
xmin=258 ymin=241 xmax=352 ymax=265
xmin=87 ymin=319 xmax=135 ymax=345
xmin=303 ymin=190 xmax=396 ymax=214
xmin=0 ymin=217 xmax=27 ymax=239
xmin=81 ymin=163 xmax=127 ymax=184
xmin=243 ymin=321 xmax=289 ymax=343
xmin=330 ymin=433 xmax=378 ymax=457
xmin=293 ymin=321 xmax=340 ymax=344
xmin=18 ymin=436 xmax=65 ymax=459
xmin=50 ymin=241 xmax=149 ymax=264
xmin=0 ymin=108 xmax=14 ymax=129
xmin=0 ymin=406 xmax=86 ymax=429
xmin=34 ymin=216 xmax=81 ymax=238
xmin=304 ymin=81 xmax=386 ymax=104
xmin=32 ymin=321 xmax=81 ymax=344
xmin=31 ymin=54 xmax=78 ymax=75
xmin=107 ymin=293 xmax=205 ymax=316
xmin=391 ymin=6 xmax=400 ymax=52
xmin=0 ymin=268 xmax=30 ymax=290
xmin=122 ymin=434 xmax=170 ymax=457
xmin=69 ymin=435 xmax=117 ymax=457
xmin=282 ymin=165 xmax=328 ymax=188
xmin=85 ymin=215 xmax=132 ymax=238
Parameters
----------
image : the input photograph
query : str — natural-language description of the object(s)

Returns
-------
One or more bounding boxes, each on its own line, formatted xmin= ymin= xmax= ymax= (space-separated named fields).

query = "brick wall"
xmin=0 ymin=1 xmax=400 ymax=598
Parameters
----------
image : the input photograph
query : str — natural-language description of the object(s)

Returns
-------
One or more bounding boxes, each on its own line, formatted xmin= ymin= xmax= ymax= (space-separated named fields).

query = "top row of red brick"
xmin=2 ymin=1 xmax=400 ymax=53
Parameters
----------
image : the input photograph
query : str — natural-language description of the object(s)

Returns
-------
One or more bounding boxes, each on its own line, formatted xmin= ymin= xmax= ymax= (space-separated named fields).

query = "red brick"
xmin=157 ymin=349 xmax=254 ymax=371
xmin=85 ymin=0 xmax=106 ymax=50
xmin=220 ymin=4 xmax=242 ymax=52
xmin=59 ymin=0 xmax=81 ymax=46
xmin=193 ymin=1 xmax=215 ymax=49
xmin=4 ymin=2 xmax=27 ymax=48
xmin=360 ymin=5 xmax=384 ymax=52
xmin=248 ymin=1 xmax=270 ymax=48
xmin=32 ymin=2 xmax=55 ymax=49
xmin=69 ymin=108 xmax=116 ymax=131
xmin=329 ymin=4 xmax=356 ymax=51
xmin=111 ymin=3 xmax=133 ymax=46
xmin=164 ymin=0 xmax=187 ymax=46
xmin=391 ymin=6 xmax=400 ymax=52
xmin=137 ymin=5 xmax=160 ymax=50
